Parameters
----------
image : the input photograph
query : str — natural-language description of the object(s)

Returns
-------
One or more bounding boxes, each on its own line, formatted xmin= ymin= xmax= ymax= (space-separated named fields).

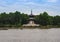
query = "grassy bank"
xmin=21 ymin=25 xmax=60 ymax=29
xmin=0 ymin=25 xmax=60 ymax=30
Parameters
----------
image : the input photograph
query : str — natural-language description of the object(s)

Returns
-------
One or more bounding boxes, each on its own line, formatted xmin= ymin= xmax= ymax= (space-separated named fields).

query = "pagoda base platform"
xmin=22 ymin=20 xmax=40 ymax=28
xmin=22 ymin=24 xmax=40 ymax=28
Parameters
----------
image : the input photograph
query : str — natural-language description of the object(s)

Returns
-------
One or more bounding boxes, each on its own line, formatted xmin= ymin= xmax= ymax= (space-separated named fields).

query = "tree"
xmin=35 ymin=12 xmax=49 ymax=26
xmin=21 ymin=13 xmax=29 ymax=25
xmin=0 ymin=12 xmax=9 ymax=25
xmin=53 ymin=15 xmax=60 ymax=25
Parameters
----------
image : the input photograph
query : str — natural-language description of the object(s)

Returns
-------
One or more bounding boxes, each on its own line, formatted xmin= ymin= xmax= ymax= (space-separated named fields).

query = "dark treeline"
xmin=0 ymin=11 xmax=60 ymax=27
xmin=35 ymin=12 xmax=60 ymax=27
xmin=0 ymin=11 xmax=29 ymax=27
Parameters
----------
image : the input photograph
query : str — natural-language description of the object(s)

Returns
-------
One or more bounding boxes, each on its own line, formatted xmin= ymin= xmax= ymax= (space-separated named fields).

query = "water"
xmin=0 ymin=28 xmax=60 ymax=42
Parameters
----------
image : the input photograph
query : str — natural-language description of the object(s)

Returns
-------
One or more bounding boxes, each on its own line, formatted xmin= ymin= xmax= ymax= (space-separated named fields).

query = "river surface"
xmin=0 ymin=28 xmax=60 ymax=42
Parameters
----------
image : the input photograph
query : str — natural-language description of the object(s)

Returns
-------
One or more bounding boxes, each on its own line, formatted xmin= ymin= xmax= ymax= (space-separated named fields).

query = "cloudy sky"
xmin=0 ymin=0 xmax=60 ymax=15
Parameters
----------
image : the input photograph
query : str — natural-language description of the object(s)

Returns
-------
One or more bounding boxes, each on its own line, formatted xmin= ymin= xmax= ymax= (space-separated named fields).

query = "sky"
xmin=0 ymin=0 xmax=60 ymax=16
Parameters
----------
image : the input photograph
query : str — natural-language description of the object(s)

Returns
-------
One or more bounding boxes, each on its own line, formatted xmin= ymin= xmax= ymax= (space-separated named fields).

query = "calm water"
xmin=0 ymin=28 xmax=60 ymax=42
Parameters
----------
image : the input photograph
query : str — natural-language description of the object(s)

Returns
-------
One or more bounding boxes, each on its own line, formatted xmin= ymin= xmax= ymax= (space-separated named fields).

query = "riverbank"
xmin=0 ymin=25 xmax=60 ymax=30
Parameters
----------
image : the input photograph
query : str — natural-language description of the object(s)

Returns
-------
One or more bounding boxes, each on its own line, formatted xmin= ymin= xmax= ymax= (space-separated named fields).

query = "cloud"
xmin=0 ymin=0 xmax=60 ymax=16
xmin=47 ymin=0 xmax=58 ymax=2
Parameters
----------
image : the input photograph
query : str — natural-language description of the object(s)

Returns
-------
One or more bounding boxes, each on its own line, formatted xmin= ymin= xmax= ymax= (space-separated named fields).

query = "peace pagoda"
xmin=23 ymin=10 xmax=39 ymax=27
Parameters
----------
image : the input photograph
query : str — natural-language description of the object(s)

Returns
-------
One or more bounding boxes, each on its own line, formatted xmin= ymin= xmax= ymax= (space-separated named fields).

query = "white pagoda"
xmin=23 ymin=10 xmax=39 ymax=27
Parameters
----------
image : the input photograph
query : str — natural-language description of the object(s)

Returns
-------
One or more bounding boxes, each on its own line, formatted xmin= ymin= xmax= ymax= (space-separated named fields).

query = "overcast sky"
xmin=0 ymin=0 xmax=60 ymax=16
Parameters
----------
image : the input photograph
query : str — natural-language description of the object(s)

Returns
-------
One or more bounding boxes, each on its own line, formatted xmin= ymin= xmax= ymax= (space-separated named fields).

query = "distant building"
xmin=23 ymin=10 xmax=39 ymax=27
xmin=29 ymin=10 xmax=35 ymax=20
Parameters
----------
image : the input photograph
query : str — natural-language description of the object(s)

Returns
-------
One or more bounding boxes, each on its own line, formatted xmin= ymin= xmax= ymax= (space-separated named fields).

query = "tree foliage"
xmin=0 ymin=11 xmax=60 ymax=27
xmin=0 ymin=11 xmax=29 ymax=26
xmin=35 ymin=12 xmax=60 ymax=26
